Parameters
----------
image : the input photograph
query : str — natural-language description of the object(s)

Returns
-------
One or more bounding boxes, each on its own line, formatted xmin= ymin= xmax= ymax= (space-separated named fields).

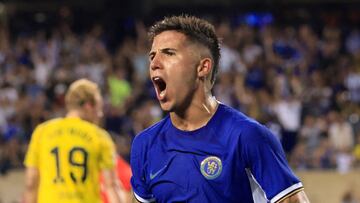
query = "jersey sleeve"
xmin=130 ymin=134 xmax=156 ymax=203
xmin=24 ymin=124 xmax=44 ymax=168
xmin=241 ymin=122 xmax=303 ymax=203
xmin=98 ymin=129 xmax=117 ymax=170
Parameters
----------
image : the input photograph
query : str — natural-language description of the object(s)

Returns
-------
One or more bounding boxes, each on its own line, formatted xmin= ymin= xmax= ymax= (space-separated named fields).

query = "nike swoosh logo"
xmin=150 ymin=165 xmax=167 ymax=180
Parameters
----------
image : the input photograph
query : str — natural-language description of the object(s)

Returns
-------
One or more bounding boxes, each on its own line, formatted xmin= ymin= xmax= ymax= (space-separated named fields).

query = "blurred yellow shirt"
xmin=354 ymin=144 xmax=360 ymax=161
xmin=24 ymin=117 xmax=116 ymax=203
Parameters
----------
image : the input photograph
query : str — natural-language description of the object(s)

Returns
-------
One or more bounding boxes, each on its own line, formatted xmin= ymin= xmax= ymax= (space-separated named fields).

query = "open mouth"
xmin=152 ymin=76 xmax=167 ymax=100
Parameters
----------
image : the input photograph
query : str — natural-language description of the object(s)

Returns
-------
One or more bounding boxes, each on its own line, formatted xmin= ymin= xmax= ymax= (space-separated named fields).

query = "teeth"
xmin=160 ymin=91 xmax=165 ymax=97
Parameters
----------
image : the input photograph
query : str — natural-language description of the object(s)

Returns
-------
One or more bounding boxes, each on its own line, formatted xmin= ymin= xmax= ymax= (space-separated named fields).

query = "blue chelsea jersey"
xmin=130 ymin=104 xmax=303 ymax=203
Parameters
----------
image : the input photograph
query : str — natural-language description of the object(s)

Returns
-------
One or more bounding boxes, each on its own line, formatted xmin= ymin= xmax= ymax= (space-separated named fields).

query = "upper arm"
xmin=24 ymin=167 xmax=40 ymax=203
xmin=25 ymin=167 xmax=40 ymax=190
xmin=130 ymin=135 xmax=155 ymax=203
xmin=278 ymin=190 xmax=310 ymax=203
xmin=241 ymin=123 xmax=303 ymax=202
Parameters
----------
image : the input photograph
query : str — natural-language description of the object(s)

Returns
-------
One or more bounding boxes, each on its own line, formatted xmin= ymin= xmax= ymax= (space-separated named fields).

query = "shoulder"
xmin=219 ymin=104 xmax=267 ymax=136
xmin=237 ymin=116 xmax=285 ymax=163
xmin=73 ymin=118 xmax=108 ymax=137
xmin=68 ymin=118 xmax=112 ymax=143
xmin=240 ymin=119 xmax=270 ymax=140
xmin=96 ymin=126 xmax=111 ymax=138
xmin=219 ymin=104 xmax=277 ymax=147
xmin=238 ymin=118 xmax=278 ymax=152
xmin=32 ymin=118 xmax=63 ymax=137
xmin=131 ymin=116 xmax=170 ymax=157
xmin=218 ymin=104 xmax=253 ymax=125
xmin=36 ymin=117 xmax=62 ymax=129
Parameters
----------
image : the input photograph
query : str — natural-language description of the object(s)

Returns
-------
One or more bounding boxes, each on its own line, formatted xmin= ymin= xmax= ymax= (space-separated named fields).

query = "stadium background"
xmin=0 ymin=0 xmax=360 ymax=202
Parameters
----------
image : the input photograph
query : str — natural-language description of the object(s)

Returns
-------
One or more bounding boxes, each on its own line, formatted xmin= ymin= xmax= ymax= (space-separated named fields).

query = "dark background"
xmin=1 ymin=0 xmax=359 ymax=52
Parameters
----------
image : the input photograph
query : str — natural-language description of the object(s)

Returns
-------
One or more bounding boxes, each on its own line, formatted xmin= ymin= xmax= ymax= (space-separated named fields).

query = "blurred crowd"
xmin=0 ymin=8 xmax=360 ymax=175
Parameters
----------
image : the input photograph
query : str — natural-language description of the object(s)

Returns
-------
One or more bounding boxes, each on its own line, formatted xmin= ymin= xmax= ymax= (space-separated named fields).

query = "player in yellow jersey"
xmin=24 ymin=79 xmax=124 ymax=203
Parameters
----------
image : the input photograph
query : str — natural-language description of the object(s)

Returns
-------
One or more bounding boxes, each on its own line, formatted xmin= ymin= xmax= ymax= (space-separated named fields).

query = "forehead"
xmin=151 ymin=30 xmax=189 ymax=50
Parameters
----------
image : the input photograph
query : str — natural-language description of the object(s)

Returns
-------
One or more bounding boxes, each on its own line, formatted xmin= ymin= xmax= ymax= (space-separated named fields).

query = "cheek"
xmin=167 ymin=58 xmax=198 ymax=89
xmin=171 ymin=69 xmax=197 ymax=93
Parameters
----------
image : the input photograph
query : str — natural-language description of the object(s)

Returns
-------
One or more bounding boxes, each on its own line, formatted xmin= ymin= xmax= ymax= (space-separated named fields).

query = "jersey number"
xmin=50 ymin=147 xmax=88 ymax=183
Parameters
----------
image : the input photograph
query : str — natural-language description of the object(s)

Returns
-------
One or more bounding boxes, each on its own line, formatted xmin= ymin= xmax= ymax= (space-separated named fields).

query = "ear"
xmin=197 ymin=58 xmax=212 ymax=79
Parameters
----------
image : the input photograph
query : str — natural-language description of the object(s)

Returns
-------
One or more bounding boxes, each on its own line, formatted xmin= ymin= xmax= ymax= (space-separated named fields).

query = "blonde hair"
xmin=65 ymin=79 xmax=100 ymax=110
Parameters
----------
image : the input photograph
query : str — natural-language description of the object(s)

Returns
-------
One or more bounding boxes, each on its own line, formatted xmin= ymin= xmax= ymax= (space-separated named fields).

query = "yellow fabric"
xmin=24 ymin=117 xmax=116 ymax=203
xmin=354 ymin=144 xmax=360 ymax=160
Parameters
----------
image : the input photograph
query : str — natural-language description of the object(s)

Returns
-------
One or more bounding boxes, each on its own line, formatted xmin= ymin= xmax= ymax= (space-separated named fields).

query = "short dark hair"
xmin=148 ymin=15 xmax=221 ymax=85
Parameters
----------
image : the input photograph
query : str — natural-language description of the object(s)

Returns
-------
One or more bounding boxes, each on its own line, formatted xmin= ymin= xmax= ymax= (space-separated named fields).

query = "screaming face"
xmin=149 ymin=30 xmax=202 ymax=112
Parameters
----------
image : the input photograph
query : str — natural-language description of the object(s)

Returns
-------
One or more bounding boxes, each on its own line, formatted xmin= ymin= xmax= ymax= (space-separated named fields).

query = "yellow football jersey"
xmin=354 ymin=144 xmax=360 ymax=161
xmin=24 ymin=117 xmax=116 ymax=203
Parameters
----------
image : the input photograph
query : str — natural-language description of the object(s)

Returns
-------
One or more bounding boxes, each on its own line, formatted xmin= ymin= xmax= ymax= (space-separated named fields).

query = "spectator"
xmin=0 ymin=7 xmax=359 ymax=174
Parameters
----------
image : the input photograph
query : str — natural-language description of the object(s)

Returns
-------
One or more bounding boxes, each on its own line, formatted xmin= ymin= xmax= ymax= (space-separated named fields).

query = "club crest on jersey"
xmin=200 ymin=156 xmax=222 ymax=180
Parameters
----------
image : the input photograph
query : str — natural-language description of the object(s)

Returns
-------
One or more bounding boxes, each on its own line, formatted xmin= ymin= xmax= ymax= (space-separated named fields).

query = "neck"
xmin=66 ymin=110 xmax=82 ymax=119
xmin=170 ymin=94 xmax=218 ymax=131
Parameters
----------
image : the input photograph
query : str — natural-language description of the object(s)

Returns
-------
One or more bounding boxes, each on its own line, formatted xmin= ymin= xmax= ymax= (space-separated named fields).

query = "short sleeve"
xmin=24 ymin=124 xmax=43 ymax=168
xmin=241 ymin=123 xmax=303 ymax=203
xmin=130 ymin=134 xmax=155 ymax=203
xmin=98 ymin=129 xmax=116 ymax=170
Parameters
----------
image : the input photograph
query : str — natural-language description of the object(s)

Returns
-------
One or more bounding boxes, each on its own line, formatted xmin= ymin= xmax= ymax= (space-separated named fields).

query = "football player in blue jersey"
xmin=130 ymin=15 xmax=310 ymax=203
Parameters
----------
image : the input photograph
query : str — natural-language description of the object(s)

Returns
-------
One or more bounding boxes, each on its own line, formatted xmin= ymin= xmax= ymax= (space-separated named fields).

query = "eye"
xmin=161 ymin=48 xmax=176 ymax=56
xmin=149 ymin=53 xmax=155 ymax=61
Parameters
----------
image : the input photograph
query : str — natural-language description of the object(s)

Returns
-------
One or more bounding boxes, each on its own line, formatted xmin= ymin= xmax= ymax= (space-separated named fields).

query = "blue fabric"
xmin=130 ymin=104 xmax=301 ymax=203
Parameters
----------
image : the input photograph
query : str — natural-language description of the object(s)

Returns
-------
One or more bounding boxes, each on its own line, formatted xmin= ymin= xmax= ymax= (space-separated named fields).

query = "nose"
xmin=150 ymin=53 xmax=162 ymax=71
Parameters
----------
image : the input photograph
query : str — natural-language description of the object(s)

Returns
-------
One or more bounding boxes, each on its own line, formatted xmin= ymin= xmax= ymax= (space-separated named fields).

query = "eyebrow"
xmin=149 ymin=48 xmax=177 ymax=57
